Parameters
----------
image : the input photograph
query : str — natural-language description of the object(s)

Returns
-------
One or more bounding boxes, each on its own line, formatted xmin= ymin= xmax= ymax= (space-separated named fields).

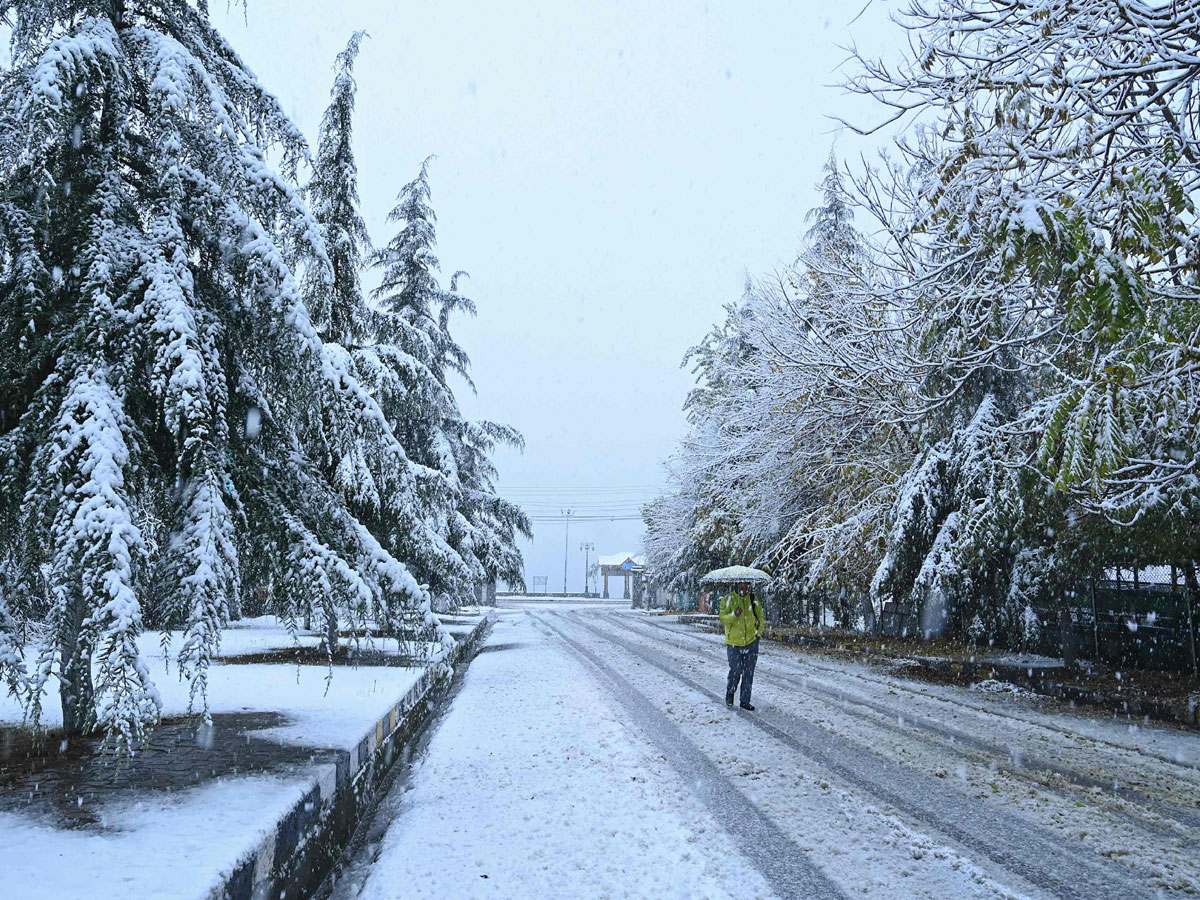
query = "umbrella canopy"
xmin=699 ymin=565 xmax=772 ymax=585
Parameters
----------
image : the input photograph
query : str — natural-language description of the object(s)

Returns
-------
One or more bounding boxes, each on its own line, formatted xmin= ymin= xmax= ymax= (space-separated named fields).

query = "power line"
xmin=512 ymin=495 xmax=655 ymax=501
xmin=528 ymin=515 xmax=643 ymax=522
xmin=525 ymin=514 xmax=647 ymax=519
xmin=520 ymin=508 xmax=643 ymax=513
xmin=507 ymin=495 xmax=656 ymax=503
xmin=501 ymin=484 xmax=661 ymax=490
xmin=511 ymin=504 xmax=652 ymax=511
xmin=500 ymin=488 xmax=662 ymax=496
xmin=506 ymin=486 xmax=657 ymax=525
xmin=506 ymin=497 xmax=658 ymax=502
xmin=503 ymin=488 xmax=659 ymax=515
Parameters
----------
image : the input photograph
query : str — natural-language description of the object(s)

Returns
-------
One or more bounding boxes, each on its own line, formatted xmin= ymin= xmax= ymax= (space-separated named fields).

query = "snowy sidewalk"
xmin=334 ymin=608 xmax=781 ymax=900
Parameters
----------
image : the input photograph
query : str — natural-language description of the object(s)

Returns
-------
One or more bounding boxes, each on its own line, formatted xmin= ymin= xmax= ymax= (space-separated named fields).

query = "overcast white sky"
xmin=212 ymin=0 xmax=901 ymax=592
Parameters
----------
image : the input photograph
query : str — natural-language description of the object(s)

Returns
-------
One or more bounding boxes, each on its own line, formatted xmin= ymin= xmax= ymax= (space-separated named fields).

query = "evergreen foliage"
xmin=367 ymin=160 xmax=531 ymax=603
xmin=0 ymin=4 xmax=525 ymax=751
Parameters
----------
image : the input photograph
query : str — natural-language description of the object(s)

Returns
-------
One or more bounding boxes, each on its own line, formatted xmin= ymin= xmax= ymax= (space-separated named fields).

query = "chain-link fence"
xmin=1058 ymin=567 xmax=1199 ymax=674
xmin=759 ymin=566 xmax=1199 ymax=675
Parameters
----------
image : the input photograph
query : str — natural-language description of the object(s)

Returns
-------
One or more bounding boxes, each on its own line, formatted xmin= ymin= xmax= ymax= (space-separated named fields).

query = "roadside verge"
xmin=675 ymin=614 xmax=1200 ymax=730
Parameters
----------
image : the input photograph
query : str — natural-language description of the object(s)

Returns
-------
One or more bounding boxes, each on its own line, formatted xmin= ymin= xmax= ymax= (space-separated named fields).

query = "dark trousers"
xmin=726 ymin=639 xmax=759 ymax=704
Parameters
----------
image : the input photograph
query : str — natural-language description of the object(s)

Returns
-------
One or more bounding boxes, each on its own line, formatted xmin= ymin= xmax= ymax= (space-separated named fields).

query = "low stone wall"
xmin=896 ymin=655 xmax=1199 ymax=729
xmin=214 ymin=616 xmax=491 ymax=900
xmin=983 ymin=663 xmax=1200 ymax=729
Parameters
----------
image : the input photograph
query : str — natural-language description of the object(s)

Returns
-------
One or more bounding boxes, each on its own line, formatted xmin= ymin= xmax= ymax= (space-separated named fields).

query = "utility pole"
xmin=580 ymin=541 xmax=595 ymax=596
xmin=561 ymin=509 xmax=574 ymax=594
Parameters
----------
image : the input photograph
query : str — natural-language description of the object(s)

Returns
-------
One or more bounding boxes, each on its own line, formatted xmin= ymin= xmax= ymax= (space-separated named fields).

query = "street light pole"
xmin=561 ymin=509 xmax=574 ymax=594
xmin=580 ymin=541 xmax=595 ymax=596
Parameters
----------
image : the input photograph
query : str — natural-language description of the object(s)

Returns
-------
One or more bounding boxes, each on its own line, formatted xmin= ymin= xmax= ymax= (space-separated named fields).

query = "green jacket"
xmin=718 ymin=591 xmax=763 ymax=647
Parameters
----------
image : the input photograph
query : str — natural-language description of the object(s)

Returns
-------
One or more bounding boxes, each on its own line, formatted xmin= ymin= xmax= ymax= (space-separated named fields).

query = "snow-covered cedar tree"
xmin=646 ymin=295 xmax=770 ymax=594
xmin=642 ymin=489 xmax=706 ymax=597
xmin=306 ymin=30 xmax=370 ymax=348
xmin=1020 ymin=603 xmax=1042 ymax=651
xmin=296 ymin=30 xmax=379 ymax=653
xmin=855 ymin=160 xmax=1045 ymax=640
xmin=967 ymin=613 xmax=985 ymax=646
xmin=869 ymin=393 xmax=1020 ymax=639
xmin=0 ymin=1 xmax=434 ymax=751
xmin=366 ymin=158 xmax=529 ymax=606
xmin=447 ymin=417 xmax=532 ymax=592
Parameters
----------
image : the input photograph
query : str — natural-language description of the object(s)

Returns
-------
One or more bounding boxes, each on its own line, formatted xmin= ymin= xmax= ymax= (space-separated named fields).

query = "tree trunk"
xmin=58 ymin=595 xmax=94 ymax=737
xmin=836 ymin=588 xmax=851 ymax=629
xmin=324 ymin=605 xmax=339 ymax=658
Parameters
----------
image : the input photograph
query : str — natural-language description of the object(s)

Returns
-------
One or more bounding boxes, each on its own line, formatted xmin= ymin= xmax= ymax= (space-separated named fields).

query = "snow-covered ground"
xmin=0 ymin=616 xmax=456 ymax=900
xmin=0 ymin=618 xmax=430 ymax=747
xmin=334 ymin=607 xmax=780 ymax=900
xmin=0 ymin=776 xmax=314 ymax=900
xmin=4 ymin=604 xmax=1196 ymax=899
xmin=335 ymin=603 xmax=1198 ymax=900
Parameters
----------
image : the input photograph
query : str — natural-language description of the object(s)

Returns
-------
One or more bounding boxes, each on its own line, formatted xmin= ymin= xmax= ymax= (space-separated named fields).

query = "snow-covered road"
xmin=331 ymin=603 xmax=1199 ymax=900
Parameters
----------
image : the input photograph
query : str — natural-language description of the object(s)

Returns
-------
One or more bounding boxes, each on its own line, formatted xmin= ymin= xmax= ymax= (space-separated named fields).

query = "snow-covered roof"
xmin=598 ymin=553 xmax=645 ymax=568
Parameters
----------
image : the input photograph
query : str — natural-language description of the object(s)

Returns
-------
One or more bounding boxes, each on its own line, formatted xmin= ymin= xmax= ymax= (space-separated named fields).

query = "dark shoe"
xmin=725 ymin=692 xmax=734 ymax=707
xmin=739 ymin=701 xmax=755 ymax=711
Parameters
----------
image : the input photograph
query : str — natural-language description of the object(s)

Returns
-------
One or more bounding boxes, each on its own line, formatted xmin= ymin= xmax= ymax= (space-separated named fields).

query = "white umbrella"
xmin=699 ymin=565 xmax=772 ymax=584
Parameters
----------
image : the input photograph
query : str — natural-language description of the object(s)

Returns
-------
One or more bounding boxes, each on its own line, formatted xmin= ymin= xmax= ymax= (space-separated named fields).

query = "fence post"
xmin=1182 ymin=562 xmax=1199 ymax=679
xmin=1088 ymin=576 xmax=1099 ymax=661
xmin=1187 ymin=589 xmax=1198 ymax=679
xmin=1059 ymin=608 xmax=1076 ymax=668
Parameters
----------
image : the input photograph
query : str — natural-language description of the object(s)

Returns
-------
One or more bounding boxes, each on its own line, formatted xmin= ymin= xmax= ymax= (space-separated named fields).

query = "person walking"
xmin=718 ymin=580 xmax=763 ymax=710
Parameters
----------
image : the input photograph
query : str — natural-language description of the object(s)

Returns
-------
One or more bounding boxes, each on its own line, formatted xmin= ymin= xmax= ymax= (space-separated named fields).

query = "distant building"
xmin=598 ymin=553 xmax=645 ymax=600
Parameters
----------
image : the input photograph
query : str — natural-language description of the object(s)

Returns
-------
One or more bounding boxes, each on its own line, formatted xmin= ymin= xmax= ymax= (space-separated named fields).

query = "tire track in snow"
xmin=558 ymin=611 xmax=1159 ymax=900
xmin=617 ymin=612 xmax=1200 ymax=833
xmin=526 ymin=614 xmax=849 ymax=900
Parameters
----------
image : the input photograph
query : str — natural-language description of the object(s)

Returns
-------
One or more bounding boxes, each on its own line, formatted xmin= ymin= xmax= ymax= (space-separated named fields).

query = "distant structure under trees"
xmin=598 ymin=554 xmax=645 ymax=601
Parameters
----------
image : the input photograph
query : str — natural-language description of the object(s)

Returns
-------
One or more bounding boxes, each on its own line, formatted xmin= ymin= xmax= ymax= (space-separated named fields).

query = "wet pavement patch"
xmin=217 ymin=645 xmax=425 ymax=667
xmin=477 ymin=642 xmax=525 ymax=654
xmin=0 ymin=713 xmax=343 ymax=830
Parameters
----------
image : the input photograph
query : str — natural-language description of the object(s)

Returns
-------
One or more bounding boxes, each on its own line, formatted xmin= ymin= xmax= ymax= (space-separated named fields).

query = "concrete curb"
xmin=213 ymin=616 xmax=492 ymax=900
xmin=679 ymin=617 xmax=1200 ymax=731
